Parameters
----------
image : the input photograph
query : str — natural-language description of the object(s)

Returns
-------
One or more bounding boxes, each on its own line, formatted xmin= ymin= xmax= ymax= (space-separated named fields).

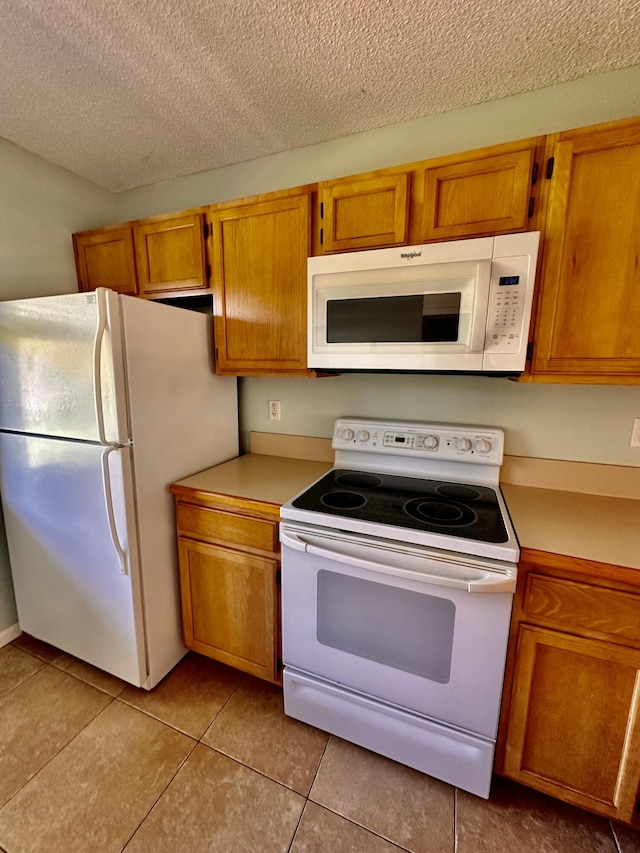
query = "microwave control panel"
xmin=484 ymin=255 xmax=533 ymax=354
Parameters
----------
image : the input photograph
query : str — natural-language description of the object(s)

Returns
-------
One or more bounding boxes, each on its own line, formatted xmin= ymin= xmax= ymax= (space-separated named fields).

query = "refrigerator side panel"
xmin=119 ymin=297 xmax=239 ymax=687
xmin=0 ymin=291 xmax=126 ymax=443
xmin=0 ymin=433 xmax=147 ymax=685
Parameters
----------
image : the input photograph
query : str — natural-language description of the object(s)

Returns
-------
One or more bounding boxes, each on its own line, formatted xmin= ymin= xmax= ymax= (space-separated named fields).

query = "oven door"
xmin=280 ymin=522 xmax=515 ymax=739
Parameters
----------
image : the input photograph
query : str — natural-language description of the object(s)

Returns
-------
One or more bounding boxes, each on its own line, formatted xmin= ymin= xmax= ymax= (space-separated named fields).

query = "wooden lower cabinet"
xmin=497 ymin=549 xmax=640 ymax=826
xmin=172 ymin=496 xmax=282 ymax=684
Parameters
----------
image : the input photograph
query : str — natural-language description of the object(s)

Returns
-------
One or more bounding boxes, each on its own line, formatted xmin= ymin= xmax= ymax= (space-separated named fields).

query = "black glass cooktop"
xmin=292 ymin=468 xmax=508 ymax=543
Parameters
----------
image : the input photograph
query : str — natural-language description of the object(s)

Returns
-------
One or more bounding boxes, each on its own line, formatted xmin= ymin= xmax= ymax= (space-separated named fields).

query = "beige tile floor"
xmin=1 ymin=636 xmax=639 ymax=853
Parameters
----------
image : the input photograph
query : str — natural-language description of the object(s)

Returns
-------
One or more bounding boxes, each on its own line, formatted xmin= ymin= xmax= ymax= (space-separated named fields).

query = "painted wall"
xmin=117 ymin=66 xmax=640 ymax=468
xmin=118 ymin=65 xmax=640 ymax=219
xmin=0 ymin=138 xmax=116 ymax=636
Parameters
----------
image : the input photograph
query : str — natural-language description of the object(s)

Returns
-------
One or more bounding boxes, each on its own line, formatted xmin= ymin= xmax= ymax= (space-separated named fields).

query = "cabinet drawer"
xmin=176 ymin=503 xmax=279 ymax=553
xmin=523 ymin=574 xmax=640 ymax=646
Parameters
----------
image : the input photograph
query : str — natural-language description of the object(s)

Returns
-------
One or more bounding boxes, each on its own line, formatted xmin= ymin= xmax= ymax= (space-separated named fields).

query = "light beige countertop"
xmin=171 ymin=453 xmax=331 ymax=507
xmin=173 ymin=451 xmax=640 ymax=571
xmin=502 ymin=483 xmax=640 ymax=571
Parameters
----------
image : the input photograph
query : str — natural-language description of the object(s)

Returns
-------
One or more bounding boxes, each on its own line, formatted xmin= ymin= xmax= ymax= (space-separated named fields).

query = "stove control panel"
xmin=333 ymin=418 xmax=504 ymax=464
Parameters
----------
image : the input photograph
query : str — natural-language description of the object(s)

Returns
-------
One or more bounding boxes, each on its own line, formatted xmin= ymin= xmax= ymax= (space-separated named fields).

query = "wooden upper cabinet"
xmin=209 ymin=188 xmax=313 ymax=376
xmin=416 ymin=139 xmax=541 ymax=243
xmin=318 ymin=172 xmax=410 ymax=253
xmin=531 ymin=117 xmax=640 ymax=383
xmin=133 ymin=210 xmax=208 ymax=296
xmin=73 ymin=226 xmax=138 ymax=295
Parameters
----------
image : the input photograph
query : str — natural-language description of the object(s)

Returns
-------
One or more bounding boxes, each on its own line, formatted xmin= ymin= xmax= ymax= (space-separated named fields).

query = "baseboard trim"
xmin=0 ymin=622 xmax=21 ymax=648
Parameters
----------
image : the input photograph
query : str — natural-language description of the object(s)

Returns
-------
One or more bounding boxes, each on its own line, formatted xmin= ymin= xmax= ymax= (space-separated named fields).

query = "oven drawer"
xmin=284 ymin=666 xmax=495 ymax=799
xmin=176 ymin=503 xmax=278 ymax=553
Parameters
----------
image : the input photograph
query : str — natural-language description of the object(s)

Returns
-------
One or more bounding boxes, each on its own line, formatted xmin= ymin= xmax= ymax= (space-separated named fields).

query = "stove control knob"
xmin=456 ymin=437 xmax=472 ymax=452
xmin=342 ymin=428 xmax=355 ymax=441
xmin=475 ymin=438 xmax=492 ymax=454
xmin=424 ymin=435 xmax=439 ymax=449
xmin=357 ymin=430 xmax=370 ymax=442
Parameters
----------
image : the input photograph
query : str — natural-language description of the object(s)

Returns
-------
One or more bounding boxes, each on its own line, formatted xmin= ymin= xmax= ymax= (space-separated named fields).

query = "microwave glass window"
xmin=316 ymin=569 xmax=456 ymax=683
xmin=326 ymin=293 xmax=461 ymax=343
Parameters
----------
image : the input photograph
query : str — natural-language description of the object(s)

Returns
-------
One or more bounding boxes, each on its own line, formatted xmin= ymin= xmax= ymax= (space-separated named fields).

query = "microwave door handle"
xmin=471 ymin=259 xmax=493 ymax=352
xmin=280 ymin=528 xmax=514 ymax=593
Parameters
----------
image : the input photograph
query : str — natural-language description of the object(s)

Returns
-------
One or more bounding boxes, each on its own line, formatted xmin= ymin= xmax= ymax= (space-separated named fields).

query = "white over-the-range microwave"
xmin=307 ymin=231 xmax=540 ymax=374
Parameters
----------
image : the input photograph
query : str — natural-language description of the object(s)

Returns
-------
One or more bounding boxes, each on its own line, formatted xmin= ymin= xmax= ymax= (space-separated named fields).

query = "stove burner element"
xmin=335 ymin=472 xmax=384 ymax=490
xmin=291 ymin=468 xmax=508 ymax=544
xmin=320 ymin=491 xmax=368 ymax=510
xmin=435 ymin=484 xmax=482 ymax=501
xmin=403 ymin=498 xmax=477 ymax=528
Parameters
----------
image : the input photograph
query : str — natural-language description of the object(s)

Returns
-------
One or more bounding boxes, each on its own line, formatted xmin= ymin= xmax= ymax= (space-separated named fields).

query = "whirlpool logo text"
xmin=400 ymin=251 xmax=422 ymax=259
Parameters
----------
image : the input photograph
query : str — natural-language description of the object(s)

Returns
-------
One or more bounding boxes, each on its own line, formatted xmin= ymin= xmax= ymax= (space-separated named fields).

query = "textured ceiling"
xmin=1 ymin=0 xmax=639 ymax=192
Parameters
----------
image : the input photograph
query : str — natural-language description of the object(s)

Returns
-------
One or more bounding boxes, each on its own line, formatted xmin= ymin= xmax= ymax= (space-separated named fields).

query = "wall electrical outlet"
xmin=631 ymin=418 xmax=640 ymax=448
xmin=269 ymin=400 xmax=281 ymax=421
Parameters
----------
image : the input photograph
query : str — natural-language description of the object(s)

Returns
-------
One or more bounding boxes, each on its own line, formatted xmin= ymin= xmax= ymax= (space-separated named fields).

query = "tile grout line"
xmin=608 ymin=819 xmax=623 ymax=853
xmin=118 ymin=736 xmax=200 ymax=852
xmin=0 ymin=661 xmax=120 ymax=814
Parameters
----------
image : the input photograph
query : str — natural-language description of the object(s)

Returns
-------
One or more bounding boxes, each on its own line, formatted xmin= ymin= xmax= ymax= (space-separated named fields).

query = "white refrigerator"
xmin=0 ymin=288 xmax=238 ymax=688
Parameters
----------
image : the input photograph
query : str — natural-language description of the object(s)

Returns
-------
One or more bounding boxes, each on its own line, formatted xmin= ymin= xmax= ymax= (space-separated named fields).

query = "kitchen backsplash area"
xmin=239 ymin=373 xmax=640 ymax=469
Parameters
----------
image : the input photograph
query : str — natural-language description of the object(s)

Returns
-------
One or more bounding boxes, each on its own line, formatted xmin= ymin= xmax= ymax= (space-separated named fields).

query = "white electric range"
xmin=279 ymin=417 xmax=519 ymax=798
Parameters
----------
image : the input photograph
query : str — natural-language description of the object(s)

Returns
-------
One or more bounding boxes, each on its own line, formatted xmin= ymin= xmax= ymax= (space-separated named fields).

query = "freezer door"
xmin=0 ymin=432 xmax=147 ymax=685
xmin=0 ymin=289 xmax=129 ymax=443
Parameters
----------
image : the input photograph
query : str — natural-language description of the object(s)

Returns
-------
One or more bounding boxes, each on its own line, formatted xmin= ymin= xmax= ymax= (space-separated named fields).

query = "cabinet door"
xmin=319 ymin=172 xmax=409 ymax=253
xmin=133 ymin=211 xmax=208 ymax=296
xmin=210 ymin=190 xmax=311 ymax=375
xmin=419 ymin=147 xmax=536 ymax=242
xmin=503 ymin=623 xmax=640 ymax=822
xmin=178 ymin=537 xmax=278 ymax=683
xmin=532 ymin=119 xmax=640 ymax=381
xmin=73 ymin=227 xmax=138 ymax=295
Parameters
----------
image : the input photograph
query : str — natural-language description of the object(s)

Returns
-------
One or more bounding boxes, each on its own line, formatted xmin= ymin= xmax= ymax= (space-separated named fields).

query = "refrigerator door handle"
xmin=93 ymin=288 xmax=114 ymax=447
xmin=100 ymin=445 xmax=128 ymax=575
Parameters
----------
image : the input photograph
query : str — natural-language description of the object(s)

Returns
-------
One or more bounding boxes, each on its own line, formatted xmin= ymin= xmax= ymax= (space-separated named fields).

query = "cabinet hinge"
xmin=526 ymin=341 xmax=534 ymax=361
xmin=546 ymin=157 xmax=555 ymax=179
xmin=528 ymin=197 xmax=535 ymax=218
xmin=531 ymin=162 xmax=539 ymax=185
xmin=205 ymin=263 xmax=211 ymax=280
xmin=320 ymin=201 xmax=324 ymax=219
xmin=320 ymin=227 xmax=324 ymax=246
xmin=275 ymin=568 xmax=281 ymax=585
xmin=203 ymin=223 xmax=210 ymax=240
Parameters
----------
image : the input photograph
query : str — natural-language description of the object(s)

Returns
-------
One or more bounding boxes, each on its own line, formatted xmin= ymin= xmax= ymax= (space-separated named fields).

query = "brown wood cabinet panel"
xmin=319 ymin=172 xmax=409 ymax=253
xmin=73 ymin=226 xmax=138 ymax=295
xmin=497 ymin=549 xmax=640 ymax=826
xmin=419 ymin=148 xmax=536 ymax=242
xmin=133 ymin=211 xmax=207 ymax=295
xmin=523 ymin=573 xmax=640 ymax=646
xmin=176 ymin=503 xmax=278 ymax=553
xmin=503 ymin=624 xmax=640 ymax=821
xmin=531 ymin=118 xmax=640 ymax=382
xmin=210 ymin=189 xmax=312 ymax=375
xmin=178 ymin=537 xmax=278 ymax=682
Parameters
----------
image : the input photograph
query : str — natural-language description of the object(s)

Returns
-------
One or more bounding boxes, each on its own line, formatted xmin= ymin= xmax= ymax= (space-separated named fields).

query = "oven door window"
xmin=326 ymin=292 xmax=462 ymax=344
xmin=317 ymin=570 xmax=455 ymax=683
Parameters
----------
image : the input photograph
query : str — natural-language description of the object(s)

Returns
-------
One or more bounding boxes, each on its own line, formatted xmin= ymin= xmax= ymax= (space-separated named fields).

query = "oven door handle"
xmin=280 ymin=528 xmax=515 ymax=593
